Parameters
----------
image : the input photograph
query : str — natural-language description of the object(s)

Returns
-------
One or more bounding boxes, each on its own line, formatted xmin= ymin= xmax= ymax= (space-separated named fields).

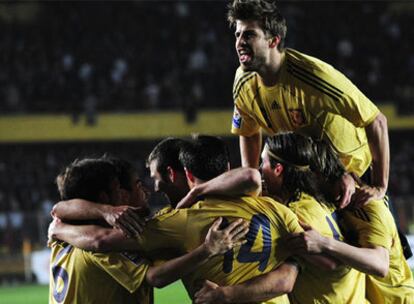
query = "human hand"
xmin=286 ymin=222 xmax=328 ymax=255
xmin=103 ymin=205 xmax=146 ymax=238
xmin=194 ymin=280 xmax=226 ymax=304
xmin=334 ymin=173 xmax=356 ymax=209
xmin=204 ymin=217 xmax=248 ymax=256
xmin=351 ymin=185 xmax=385 ymax=208
xmin=47 ymin=217 xmax=62 ymax=247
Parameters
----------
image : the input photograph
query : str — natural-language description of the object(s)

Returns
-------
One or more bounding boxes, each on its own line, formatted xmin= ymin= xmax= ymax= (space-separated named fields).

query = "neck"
xmin=270 ymin=187 xmax=292 ymax=205
xmin=258 ymin=49 xmax=284 ymax=87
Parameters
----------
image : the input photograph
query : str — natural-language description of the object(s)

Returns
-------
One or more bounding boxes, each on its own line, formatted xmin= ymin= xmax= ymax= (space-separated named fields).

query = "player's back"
xmin=49 ymin=241 xmax=151 ymax=304
xmin=288 ymin=193 xmax=366 ymax=304
xmin=140 ymin=195 xmax=303 ymax=304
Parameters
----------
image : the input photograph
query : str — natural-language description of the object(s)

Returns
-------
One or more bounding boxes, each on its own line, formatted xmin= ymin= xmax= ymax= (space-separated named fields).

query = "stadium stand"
xmin=0 ymin=0 xmax=413 ymax=283
xmin=0 ymin=1 xmax=413 ymax=115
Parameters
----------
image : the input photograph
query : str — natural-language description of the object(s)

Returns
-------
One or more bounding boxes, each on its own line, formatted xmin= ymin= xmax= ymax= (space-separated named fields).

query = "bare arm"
xmin=194 ymin=262 xmax=298 ymax=304
xmin=354 ymin=113 xmax=389 ymax=206
xmin=52 ymin=199 xmax=145 ymax=237
xmin=176 ymin=168 xmax=261 ymax=208
xmin=49 ymin=219 xmax=139 ymax=252
xmin=147 ymin=218 xmax=248 ymax=288
xmin=52 ymin=199 xmax=109 ymax=220
xmin=240 ymin=133 xmax=262 ymax=168
xmin=287 ymin=228 xmax=389 ymax=277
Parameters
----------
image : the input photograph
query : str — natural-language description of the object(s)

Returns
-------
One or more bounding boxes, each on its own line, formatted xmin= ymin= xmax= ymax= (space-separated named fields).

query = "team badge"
xmin=232 ymin=107 xmax=242 ymax=129
xmin=288 ymin=109 xmax=307 ymax=127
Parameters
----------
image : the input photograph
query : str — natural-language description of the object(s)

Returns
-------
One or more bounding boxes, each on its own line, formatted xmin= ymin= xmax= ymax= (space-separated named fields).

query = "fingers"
xmin=337 ymin=192 xmax=351 ymax=209
xmin=210 ymin=217 xmax=223 ymax=231
xmin=224 ymin=218 xmax=243 ymax=232
xmin=230 ymin=225 xmax=249 ymax=243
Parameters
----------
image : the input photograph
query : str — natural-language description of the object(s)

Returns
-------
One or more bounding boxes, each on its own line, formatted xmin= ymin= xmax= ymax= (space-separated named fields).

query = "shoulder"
xmin=233 ymin=67 xmax=257 ymax=101
xmin=149 ymin=206 xmax=186 ymax=224
xmin=285 ymin=48 xmax=363 ymax=99
xmin=362 ymin=198 xmax=394 ymax=224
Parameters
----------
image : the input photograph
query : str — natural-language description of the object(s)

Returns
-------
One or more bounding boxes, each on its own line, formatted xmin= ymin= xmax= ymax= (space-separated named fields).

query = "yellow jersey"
xmin=342 ymin=199 xmax=414 ymax=304
xmin=287 ymin=193 xmax=366 ymax=304
xmin=231 ymin=48 xmax=380 ymax=176
xmin=137 ymin=196 xmax=303 ymax=304
xmin=49 ymin=241 xmax=152 ymax=304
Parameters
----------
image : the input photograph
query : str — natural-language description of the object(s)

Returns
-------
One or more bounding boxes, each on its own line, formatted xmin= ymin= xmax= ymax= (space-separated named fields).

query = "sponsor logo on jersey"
xmin=288 ymin=109 xmax=306 ymax=127
xmin=232 ymin=107 xmax=242 ymax=129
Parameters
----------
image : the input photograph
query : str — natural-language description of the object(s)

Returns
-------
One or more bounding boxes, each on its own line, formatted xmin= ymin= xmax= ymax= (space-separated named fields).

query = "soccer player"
xmin=181 ymin=133 xmax=365 ymax=304
xmin=227 ymin=0 xmax=389 ymax=209
xmin=49 ymin=156 xmax=247 ymax=304
xmin=286 ymin=140 xmax=414 ymax=304
xmin=51 ymin=136 xmax=305 ymax=304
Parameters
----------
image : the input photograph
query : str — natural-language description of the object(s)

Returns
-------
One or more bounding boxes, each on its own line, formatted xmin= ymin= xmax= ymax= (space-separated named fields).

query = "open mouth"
xmin=238 ymin=49 xmax=252 ymax=64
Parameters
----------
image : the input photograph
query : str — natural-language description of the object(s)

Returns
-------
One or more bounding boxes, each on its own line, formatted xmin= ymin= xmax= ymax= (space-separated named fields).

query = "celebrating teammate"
xmin=49 ymin=156 xmax=248 ymax=304
xmin=228 ymin=0 xmax=389 ymax=209
xmin=286 ymin=140 xmax=414 ymax=303
xmin=179 ymin=133 xmax=365 ymax=304
xmin=50 ymin=136 xmax=305 ymax=303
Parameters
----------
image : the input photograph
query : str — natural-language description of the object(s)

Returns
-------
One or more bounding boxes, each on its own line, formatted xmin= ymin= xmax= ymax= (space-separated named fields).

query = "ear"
xmin=184 ymin=167 xmax=195 ymax=184
xmin=269 ymin=36 xmax=281 ymax=49
xmin=166 ymin=166 xmax=176 ymax=183
xmin=273 ymin=162 xmax=284 ymax=176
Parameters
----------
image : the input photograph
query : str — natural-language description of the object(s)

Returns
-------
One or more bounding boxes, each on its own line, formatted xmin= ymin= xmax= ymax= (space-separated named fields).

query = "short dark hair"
xmin=104 ymin=156 xmax=136 ymax=191
xmin=179 ymin=135 xmax=230 ymax=181
xmin=266 ymin=132 xmax=322 ymax=202
xmin=228 ymin=0 xmax=287 ymax=50
xmin=147 ymin=137 xmax=186 ymax=180
xmin=56 ymin=158 xmax=118 ymax=203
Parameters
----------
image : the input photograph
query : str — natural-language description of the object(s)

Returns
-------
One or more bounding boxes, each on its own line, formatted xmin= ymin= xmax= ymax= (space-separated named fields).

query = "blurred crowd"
xmin=1 ymin=1 xmax=413 ymax=116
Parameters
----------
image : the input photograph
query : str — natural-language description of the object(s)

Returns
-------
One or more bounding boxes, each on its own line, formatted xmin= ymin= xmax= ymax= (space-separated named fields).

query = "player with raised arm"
xmin=228 ymin=0 xmax=389 ymax=210
xmin=49 ymin=156 xmax=248 ymax=304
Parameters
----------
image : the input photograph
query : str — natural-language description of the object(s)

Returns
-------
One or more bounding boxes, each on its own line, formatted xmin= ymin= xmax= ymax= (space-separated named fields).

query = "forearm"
xmin=365 ymin=113 xmax=389 ymax=192
xmin=52 ymin=199 xmax=110 ymax=221
xmin=52 ymin=223 xmax=138 ymax=252
xmin=194 ymin=168 xmax=261 ymax=198
xmin=301 ymin=253 xmax=340 ymax=271
xmin=219 ymin=263 xmax=298 ymax=303
xmin=240 ymin=133 xmax=261 ymax=168
xmin=146 ymin=244 xmax=212 ymax=288
xmin=323 ymin=237 xmax=389 ymax=277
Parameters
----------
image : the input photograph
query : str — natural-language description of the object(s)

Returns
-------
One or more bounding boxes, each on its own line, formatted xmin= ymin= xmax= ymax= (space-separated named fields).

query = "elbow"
xmin=145 ymin=270 xmax=168 ymax=288
xmin=51 ymin=203 xmax=61 ymax=218
xmin=242 ymin=169 xmax=262 ymax=192
xmin=280 ymin=279 xmax=295 ymax=294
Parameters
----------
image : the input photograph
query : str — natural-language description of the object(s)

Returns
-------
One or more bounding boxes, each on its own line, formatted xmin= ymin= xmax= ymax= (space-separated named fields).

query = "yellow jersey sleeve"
xmin=231 ymin=68 xmax=261 ymax=136
xmin=137 ymin=207 xmax=188 ymax=254
xmin=85 ymin=252 xmax=150 ymax=293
